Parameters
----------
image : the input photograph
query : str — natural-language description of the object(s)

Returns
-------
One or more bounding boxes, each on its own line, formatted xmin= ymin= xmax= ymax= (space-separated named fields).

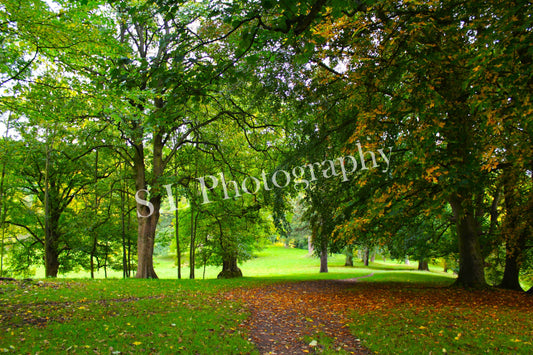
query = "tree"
xmin=285 ymin=0 xmax=533 ymax=288
xmin=96 ymin=0 xmax=286 ymax=278
xmin=6 ymin=130 xmax=93 ymax=277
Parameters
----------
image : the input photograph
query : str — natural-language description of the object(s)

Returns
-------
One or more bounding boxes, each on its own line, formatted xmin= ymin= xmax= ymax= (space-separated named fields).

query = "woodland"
xmin=0 ymin=0 xmax=532 ymax=292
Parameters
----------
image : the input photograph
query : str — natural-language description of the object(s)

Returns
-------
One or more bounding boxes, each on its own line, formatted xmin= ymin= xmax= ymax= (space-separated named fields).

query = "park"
xmin=1 ymin=0 xmax=532 ymax=353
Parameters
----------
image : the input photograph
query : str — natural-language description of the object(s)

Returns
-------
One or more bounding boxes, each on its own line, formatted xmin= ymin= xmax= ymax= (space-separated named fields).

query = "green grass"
xmin=35 ymin=245 xmax=453 ymax=281
xmin=348 ymin=286 xmax=533 ymax=354
xmin=2 ymin=246 xmax=531 ymax=354
xmin=351 ymin=306 xmax=532 ymax=354
xmin=0 ymin=279 xmax=256 ymax=354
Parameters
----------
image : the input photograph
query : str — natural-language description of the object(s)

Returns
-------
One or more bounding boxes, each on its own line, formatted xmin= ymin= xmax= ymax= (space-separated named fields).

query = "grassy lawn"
xmin=33 ymin=245 xmax=451 ymax=280
xmin=1 ymin=246 xmax=531 ymax=354
xmin=0 ymin=279 xmax=256 ymax=354
xmin=351 ymin=298 xmax=532 ymax=354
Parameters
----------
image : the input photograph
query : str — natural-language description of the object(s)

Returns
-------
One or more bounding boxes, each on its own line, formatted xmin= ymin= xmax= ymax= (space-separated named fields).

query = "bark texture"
xmin=217 ymin=256 xmax=243 ymax=279
xmin=418 ymin=259 xmax=429 ymax=271
xmin=449 ymin=195 xmax=486 ymax=288
xmin=344 ymin=244 xmax=353 ymax=267
xmin=499 ymin=168 xmax=527 ymax=290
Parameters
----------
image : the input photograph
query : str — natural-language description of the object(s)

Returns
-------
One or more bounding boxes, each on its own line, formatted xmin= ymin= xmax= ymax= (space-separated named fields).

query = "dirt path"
xmin=227 ymin=279 xmax=373 ymax=354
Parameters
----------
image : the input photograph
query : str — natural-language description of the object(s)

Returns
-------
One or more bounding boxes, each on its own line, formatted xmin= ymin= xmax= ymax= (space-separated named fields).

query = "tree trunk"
xmin=44 ymin=190 xmax=62 ymax=278
xmin=103 ymin=242 xmax=109 ymax=279
xmin=0 ymin=226 xmax=5 ymax=278
xmin=90 ymin=150 xmax=99 ymax=279
xmin=174 ymin=164 xmax=181 ymax=279
xmin=189 ymin=206 xmax=196 ymax=279
xmin=175 ymin=196 xmax=181 ymax=279
xmin=449 ymin=195 xmax=487 ymax=288
xmin=307 ymin=235 xmax=314 ymax=255
xmin=362 ymin=248 xmax=369 ymax=267
xmin=370 ymin=253 xmax=375 ymax=263
xmin=43 ymin=130 xmax=59 ymax=278
xmin=499 ymin=222 xmax=527 ymax=290
xmin=499 ymin=167 xmax=527 ymax=290
xmin=44 ymin=240 xmax=59 ymax=278
xmin=90 ymin=246 xmax=95 ymax=279
xmin=345 ymin=254 xmax=353 ymax=266
xmin=0 ymin=122 xmax=8 ymax=277
xmin=127 ymin=202 xmax=132 ymax=278
xmin=120 ymin=171 xmax=128 ymax=279
xmin=90 ymin=222 xmax=97 ymax=278
xmin=418 ymin=259 xmax=429 ymax=271
xmin=133 ymin=132 xmax=164 ymax=279
xmin=319 ymin=247 xmax=328 ymax=273
xmin=136 ymin=208 xmax=159 ymax=278
xmin=344 ymin=244 xmax=353 ymax=267
xmin=318 ymin=234 xmax=328 ymax=273
xmin=499 ymin=252 xmax=522 ymax=290
xmin=135 ymin=184 xmax=160 ymax=279
xmin=217 ymin=256 xmax=242 ymax=278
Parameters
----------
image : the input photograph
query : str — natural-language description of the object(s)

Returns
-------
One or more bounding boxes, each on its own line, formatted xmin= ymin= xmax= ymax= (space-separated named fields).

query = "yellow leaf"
xmin=133 ymin=342 xmax=142 ymax=346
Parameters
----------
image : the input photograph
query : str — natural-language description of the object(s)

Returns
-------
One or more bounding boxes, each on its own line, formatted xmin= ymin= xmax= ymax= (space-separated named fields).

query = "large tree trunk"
xmin=499 ymin=168 xmax=527 ymax=290
xmin=217 ymin=256 xmax=242 ymax=278
xmin=136 ymin=209 xmax=159 ymax=278
xmin=44 ymin=238 xmax=59 ymax=278
xmin=344 ymin=244 xmax=353 ymax=267
xmin=43 ymin=135 xmax=59 ymax=278
xmin=134 ymin=148 xmax=160 ymax=279
xmin=134 ymin=130 xmax=166 ymax=279
xmin=418 ymin=259 xmax=429 ymax=271
xmin=44 ymin=217 xmax=61 ymax=278
xmin=362 ymin=248 xmax=369 ymax=267
xmin=319 ymin=248 xmax=328 ymax=273
xmin=44 ymin=189 xmax=62 ymax=278
xmin=449 ymin=195 xmax=486 ymax=288
xmin=500 ymin=252 xmax=522 ymax=290
xmin=42 ymin=195 xmax=63 ymax=278
xmin=439 ymin=66 xmax=487 ymax=288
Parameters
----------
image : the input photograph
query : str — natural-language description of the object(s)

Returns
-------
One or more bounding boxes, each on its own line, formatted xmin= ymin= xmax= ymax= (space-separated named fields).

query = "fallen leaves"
xmin=228 ymin=280 xmax=371 ymax=354
xmin=228 ymin=280 xmax=533 ymax=354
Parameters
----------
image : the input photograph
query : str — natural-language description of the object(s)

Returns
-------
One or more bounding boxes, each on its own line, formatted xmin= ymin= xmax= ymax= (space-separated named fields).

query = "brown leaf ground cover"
xmin=227 ymin=280 xmax=373 ymax=354
xmin=227 ymin=279 xmax=533 ymax=354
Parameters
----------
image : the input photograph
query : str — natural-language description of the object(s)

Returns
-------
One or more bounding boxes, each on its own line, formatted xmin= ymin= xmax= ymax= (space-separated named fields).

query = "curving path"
xmin=227 ymin=279 xmax=374 ymax=354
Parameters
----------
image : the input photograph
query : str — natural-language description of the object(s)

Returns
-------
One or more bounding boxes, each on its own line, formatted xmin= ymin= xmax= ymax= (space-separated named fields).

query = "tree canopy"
xmin=0 ymin=0 xmax=531 ymax=290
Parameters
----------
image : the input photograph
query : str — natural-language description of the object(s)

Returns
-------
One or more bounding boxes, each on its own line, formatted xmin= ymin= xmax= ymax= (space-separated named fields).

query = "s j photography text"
xmin=135 ymin=143 xmax=393 ymax=217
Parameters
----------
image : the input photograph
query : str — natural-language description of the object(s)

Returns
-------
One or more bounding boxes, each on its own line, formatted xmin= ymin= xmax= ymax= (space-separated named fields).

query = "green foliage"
xmin=0 ymin=0 xmax=531 ymax=287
